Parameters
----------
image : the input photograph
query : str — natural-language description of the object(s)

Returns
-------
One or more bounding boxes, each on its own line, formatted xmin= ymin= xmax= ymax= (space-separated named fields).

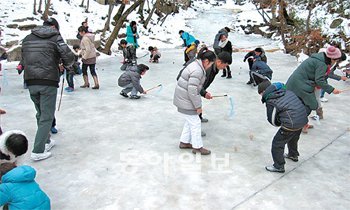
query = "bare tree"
xmin=102 ymin=0 xmax=144 ymax=54
xmin=38 ymin=0 xmax=43 ymax=13
xmin=80 ymin=0 xmax=85 ymax=7
xmin=143 ymin=1 xmax=157 ymax=28
xmin=86 ymin=0 xmax=90 ymax=13
xmin=33 ymin=0 xmax=37 ymax=15
xmin=101 ymin=0 xmax=115 ymax=37
xmin=138 ymin=0 xmax=145 ymax=20
xmin=42 ymin=0 xmax=51 ymax=21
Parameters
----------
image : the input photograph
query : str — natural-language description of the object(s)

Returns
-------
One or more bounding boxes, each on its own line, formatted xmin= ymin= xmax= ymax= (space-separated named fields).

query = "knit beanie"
xmin=325 ymin=46 xmax=341 ymax=59
xmin=258 ymin=80 xmax=271 ymax=94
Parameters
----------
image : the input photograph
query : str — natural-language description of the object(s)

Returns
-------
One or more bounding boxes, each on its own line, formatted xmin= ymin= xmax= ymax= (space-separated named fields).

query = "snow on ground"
xmin=1 ymin=4 xmax=350 ymax=209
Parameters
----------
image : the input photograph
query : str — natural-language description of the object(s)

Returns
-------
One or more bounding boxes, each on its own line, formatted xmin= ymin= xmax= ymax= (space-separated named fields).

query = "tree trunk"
xmin=102 ymin=0 xmax=144 ymax=54
xmin=43 ymin=0 xmax=51 ymax=21
xmin=143 ymin=3 xmax=156 ymax=28
xmin=85 ymin=0 xmax=90 ymax=13
xmin=278 ymin=0 xmax=287 ymax=48
xmin=38 ymin=0 xmax=43 ymax=13
xmin=113 ymin=3 xmax=126 ymax=22
xmin=306 ymin=1 xmax=314 ymax=32
xmin=33 ymin=0 xmax=37 ymax=15
xmin=102 ymin=0 xmax=115 ymax=37
xmin=138 ymin=0 xmax=145 ymax=20
xmin=80 ymin=0 xmax=85 ymax=7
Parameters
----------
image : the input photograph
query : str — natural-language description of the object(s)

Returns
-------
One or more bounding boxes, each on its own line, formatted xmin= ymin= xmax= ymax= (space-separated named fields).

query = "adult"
xmin=22 ymin=17 xmax=74 ymax=161
xmin=244 ymin=47 xmax=267 ymax=85
xmin=179 ymin=30 xmax=197 ymax=64
xmin=78 ymin=26 xmax=99 ymax=89
xmin=286 ymin=45 xmax=342 ymax=132
xmin=200 ymin=51 xmax=232 ymax=122
xmin=213 ymin=27 xmax=230 ymax=55
xmin=173 ymin=48 xmax=216 ymax=155
xmin=218 ymin=34 xmax=233 ymax=78
xmin=126 ymin=21 xmax=139 ymax=49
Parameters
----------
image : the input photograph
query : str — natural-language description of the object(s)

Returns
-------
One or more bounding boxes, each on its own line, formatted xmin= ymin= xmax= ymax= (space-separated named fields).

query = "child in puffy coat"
xmin=0 ymin=163 xmax=51 ymax=210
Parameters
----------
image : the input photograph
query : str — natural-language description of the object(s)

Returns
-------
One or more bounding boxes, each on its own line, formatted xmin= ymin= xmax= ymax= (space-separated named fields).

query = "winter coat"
xmin=200 ymin=62 xmax=219 ymax=97
xmin=0 ymin=165 xmax=51 ymax=210
xmin=123 ymin=45 xmax=137 ymax=64
xmin=262 ymin=83 xmax=308 ymax=130
xmin=286 ymin=52 xmax=335 ymax=110
xmin=173 ymin=59 xmax=206 ymax=115
xmin=213 ymin=28 xmax=229 ymax=50
xmin=220 ymin=40 xmax=233 ymax=55
xmin=118 ymin=66 xmax=144 ymax=93
xmin=244 ymin=50 xmax=267 ymax=63
xmin=0 ymin=130 xmax=27 ymax=165
xmin=22 ymin=26 xmax=74 ymax=87
xmin=126 ymin=25 xmax=139 ymax=48
xmin=180 ymin=32 xmax=196 ymax=47
xmin=251 ymin=57 xmax=273 ymax=79
xmin=80 ymin=33 xmax=96 ymax=65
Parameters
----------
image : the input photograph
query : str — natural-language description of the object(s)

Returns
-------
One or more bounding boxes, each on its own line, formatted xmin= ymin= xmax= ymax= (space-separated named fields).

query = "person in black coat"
xmin=199 ymin=51 xmax=232 ymax=122
xmin=218 ymin=35 xmax=233 ymax=79
xmin=244 ymin=47 xmax=267 ymax=84
xmin=258 ymin=81 xmax=308 ymax=173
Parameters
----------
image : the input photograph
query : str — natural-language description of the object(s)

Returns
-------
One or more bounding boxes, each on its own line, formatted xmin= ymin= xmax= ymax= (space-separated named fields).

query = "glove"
xmin=243 ymin=58 xmax=247 ymax=62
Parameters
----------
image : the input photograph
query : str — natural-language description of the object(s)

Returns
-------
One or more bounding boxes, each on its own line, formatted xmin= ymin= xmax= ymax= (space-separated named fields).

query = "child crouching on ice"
xmin=148 ymin=46 xmax=161 ymax=63
xmin=0 ymin=163 xmax=51 ymax=209
xmin=118 ymin=64 xmax=149 ymax=99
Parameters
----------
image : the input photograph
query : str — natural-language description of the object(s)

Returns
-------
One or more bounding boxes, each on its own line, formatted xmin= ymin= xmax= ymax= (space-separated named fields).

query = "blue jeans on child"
xmin=122 ymin=83 xmax=138 ymax=96
xmin=66 ymin=72 xmax=74 ymax=88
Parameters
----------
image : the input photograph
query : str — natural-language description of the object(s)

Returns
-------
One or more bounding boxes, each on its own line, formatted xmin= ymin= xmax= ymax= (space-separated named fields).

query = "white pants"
xmin=180 ymin=114 xmax=203 ymax=149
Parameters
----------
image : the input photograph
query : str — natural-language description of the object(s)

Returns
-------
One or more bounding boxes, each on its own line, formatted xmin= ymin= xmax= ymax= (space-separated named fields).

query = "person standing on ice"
xmin=218 ymin=34 xmax=233 ymax=79
xmin=199 ymin=51 xmax=232 ymax=123
xmin=126 ymin=21 xmax=139 ymax=49
xmin=179 ymin=30 xmax=197 ymax=65
xmin=22 ymin=18 xmax=74 ymax=161
xmin=258 ymin=81 xmax=308 ymax=173
xmin=286 ymin=45 xmax=342 ymax=133
xmin=173 ymin=48 xmax=216 ymax=155
xmin=213 ymin=27 xmax=230 ymax=55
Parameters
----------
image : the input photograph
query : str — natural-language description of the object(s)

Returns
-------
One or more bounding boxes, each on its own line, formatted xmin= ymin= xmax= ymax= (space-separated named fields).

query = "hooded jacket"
xmin=173 ymin=59 xmax=206 ymax=115
xmin=251 ymin=57 xmax=273 ymax=79
xmin=180 ymin=32 xmax=196 ymax=47
xmin=0 ymin=130 xmax=27 ymax=165
xmin=118 ymin=66 xmax=144 ymax=93
xmin=22 ymin=26 xmax=74 ymax=87
xmin=0 ymin=165 xmax=50 ymax=210
xmin=244 ymin=50 xmax=267 ymax=63
xmin=213 ymin=28 xmax=229 ymax=50
xmin=262 ymin=83 xmax=308 ymax=130
xmin=286 ymin=52 xmax=335 ymax=110
xmin=80 ymin=33 xmax=97 ymax=64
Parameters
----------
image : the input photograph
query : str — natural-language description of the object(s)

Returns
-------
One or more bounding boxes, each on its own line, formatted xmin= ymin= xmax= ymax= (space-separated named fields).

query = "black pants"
xmin=248 ymin=58 xmax=254 ymax=82
xmin=82 ymin=63 xmax=97 ymax=76
xmin=272 ymin=128 xmax=302 ymax=169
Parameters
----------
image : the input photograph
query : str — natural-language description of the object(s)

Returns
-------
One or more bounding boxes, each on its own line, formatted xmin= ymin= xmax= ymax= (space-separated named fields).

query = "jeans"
xmin=180 ymin=114 xmax=203 ymax=149
xmin=66 ymin=72 xmax=74 ymax=88
xmin=271 ymin=128 xmax=302 ymax=169
xmin=28 ymin=85 xmax=57 ymax=153
xmin=122 ymin=83 xmax=138 ymax=96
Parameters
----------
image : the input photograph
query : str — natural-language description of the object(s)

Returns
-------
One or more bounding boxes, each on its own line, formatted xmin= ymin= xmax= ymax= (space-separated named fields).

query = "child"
xmin=120 ymin=39 xmax=137 ymax=71
xmin=250 ymin=56 xmax=273 ymax=86
xmin=148 ymin=46 xmax=161 ymax=63
xmin=0 ymin=163 xmax=51 ymax=209
xmin=118 ymin=64 xmax=149 ymax=99
xmin=244 ymin=48 xmax=267 ymax=84
xmin=64 ymin=45 xmax=82 ymax=92
xmin=219 ymin=35 xmax=233 ymax=79
xmin=258 ymin=81 xmax=308 ymax=173
xmin=0 ymin=130 xmax=28 ymax=165
xmin=184 ymin=40 xmax=200 ymax=65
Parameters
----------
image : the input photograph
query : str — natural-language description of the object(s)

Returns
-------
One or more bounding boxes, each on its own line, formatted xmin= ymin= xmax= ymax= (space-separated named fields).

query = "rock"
xmin=5 ymin=40 xmax=19 ymax=48
xmin=330 ymin=18 xmax=343 ymax=29
xmin=6 ymin=24 xmax=18 ymax=29
xmin=18 ymin=24 xmax=37 ymax=31
xmin=6 ymin=46 xmax=22 ymax=62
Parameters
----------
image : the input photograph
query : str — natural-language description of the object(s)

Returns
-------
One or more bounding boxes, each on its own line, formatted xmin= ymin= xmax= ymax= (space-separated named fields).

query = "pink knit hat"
xmin=325 ymin=46 xmax=341 ymax=59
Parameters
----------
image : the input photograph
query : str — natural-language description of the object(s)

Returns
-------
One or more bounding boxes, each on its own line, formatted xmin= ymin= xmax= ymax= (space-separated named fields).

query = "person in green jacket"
xmin=286 ymin=46 xmax=342 ymax=132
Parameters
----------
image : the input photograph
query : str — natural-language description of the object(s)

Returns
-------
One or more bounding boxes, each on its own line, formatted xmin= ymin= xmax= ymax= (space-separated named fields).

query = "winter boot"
xmin=80 ymin=75 xmax=90 ymax=88
xmin=316 ymin=107 xmax=323 ymax=119
xmin=221 ymin=69 xmax=226 ymax=77
xmin=226 ymin=68 xmax=232 ymax=79
xmin=92 ymin=75 xmax=100 ymax=89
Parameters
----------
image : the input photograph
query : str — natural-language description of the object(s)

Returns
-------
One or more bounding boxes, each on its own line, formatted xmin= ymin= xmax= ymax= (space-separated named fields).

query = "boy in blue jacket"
xmin=0 ymin=163 xmax=50 ymax=210
xmin=258 ymin=81 xmax=308 ymax=173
